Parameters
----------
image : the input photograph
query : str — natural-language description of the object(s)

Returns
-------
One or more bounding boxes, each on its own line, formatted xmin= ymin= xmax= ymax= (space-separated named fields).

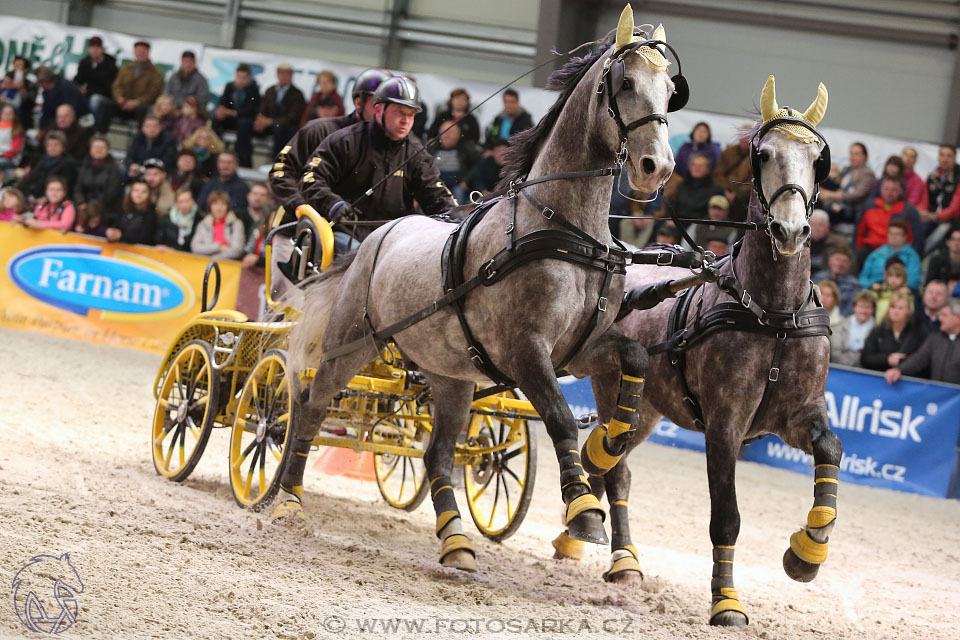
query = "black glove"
xmin=327 ymin=201 xmax=357 ymax=225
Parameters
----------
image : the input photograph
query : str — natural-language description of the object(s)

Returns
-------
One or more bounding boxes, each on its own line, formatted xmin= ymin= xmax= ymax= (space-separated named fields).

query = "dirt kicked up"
xmin=1 ymin=327 xmax=958 ymax=639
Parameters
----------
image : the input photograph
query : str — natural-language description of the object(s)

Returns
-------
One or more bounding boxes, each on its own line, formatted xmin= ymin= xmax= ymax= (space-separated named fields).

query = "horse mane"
xmin=497 ymin=40 xmax=611 ymax=188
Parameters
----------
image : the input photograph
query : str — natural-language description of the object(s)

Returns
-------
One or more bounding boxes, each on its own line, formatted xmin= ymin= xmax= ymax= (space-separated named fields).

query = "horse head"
xmin=598 ymin=4 xmax=682 ymax=192
xmin=752 ymin=75 xmax=830 ymax=256
xmin=12 ymin=553 xmax=84 ymax=634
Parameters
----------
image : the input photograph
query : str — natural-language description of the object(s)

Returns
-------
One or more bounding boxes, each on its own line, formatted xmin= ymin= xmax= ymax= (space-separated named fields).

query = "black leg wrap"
xmin=609 ymin=499 xmax=631 ymax=550
xmin=279 ymin=437 xmax=313 ymax=487
xmin=556 ymin=439 xmax=590 ymax=503
xmin=430 ymin=475 xmax=458 ymax=516
xmin=710 ymin=546 xmax=736 ymax=595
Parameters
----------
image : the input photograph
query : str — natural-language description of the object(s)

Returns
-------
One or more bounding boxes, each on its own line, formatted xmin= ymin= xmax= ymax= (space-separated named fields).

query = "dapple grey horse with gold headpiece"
xmin=278 ymin=4 xmax=685 ymax=571
xmin=555 ymin=75 xmax=841 ymax=627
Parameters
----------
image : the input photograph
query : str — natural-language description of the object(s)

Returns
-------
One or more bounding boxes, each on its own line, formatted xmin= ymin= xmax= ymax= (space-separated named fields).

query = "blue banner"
xmin=559 ymin=366 xmax=960 ymax=498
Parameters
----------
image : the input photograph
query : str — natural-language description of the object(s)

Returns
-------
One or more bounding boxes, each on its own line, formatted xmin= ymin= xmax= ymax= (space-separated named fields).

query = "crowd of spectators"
xmin=1 ymin=37 xmax=958 ymax=386
xmin=614 ymin=121 xmax=960 ymax=386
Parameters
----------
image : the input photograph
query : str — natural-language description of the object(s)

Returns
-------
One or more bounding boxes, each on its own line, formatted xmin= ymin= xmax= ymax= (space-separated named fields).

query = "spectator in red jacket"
xmin=856 ymin=177 xmax=924 ymax=261
xmin=17 ymin=176 xmax=76 ymax=231
xmin=900 ymin=146 xmax=926 ymax=207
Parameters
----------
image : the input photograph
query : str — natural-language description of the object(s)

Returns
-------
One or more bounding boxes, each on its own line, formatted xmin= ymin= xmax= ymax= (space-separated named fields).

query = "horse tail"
xmin=286 ymin=251 xmax=358 ymax=376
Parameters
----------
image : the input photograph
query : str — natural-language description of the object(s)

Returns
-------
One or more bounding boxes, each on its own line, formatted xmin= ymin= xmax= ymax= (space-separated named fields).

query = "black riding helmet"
xmin=373 ymin=76 xmax=422 ymax=112
xmin=351 ymin=68 xmax=392 ymax=100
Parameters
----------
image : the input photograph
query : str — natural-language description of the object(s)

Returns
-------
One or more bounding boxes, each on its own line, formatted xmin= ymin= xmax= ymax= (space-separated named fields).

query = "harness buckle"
xmin=740 ymin=290 xmax=752 ymax=308
xmin=467 ymin=346 xmax=484 ymax=365
xmin=768 ymin=367 xmax=780 ymax=382
xmin=598 ymin=296 xmax=608 ymax=312
xmin=656 ymin=252 xmax=673 ymax=266
xmin=607 ymin=106 xmax=616 ymax=119
xmin=505 ymin=222 xmax=514 ymax=234
xmin=777 ymin=330 xmax=788 ymax=340
xmin=541 ymin=206 xmax=555 ymax=220
xmin=482 ymin=258 xmax=497 ymax=280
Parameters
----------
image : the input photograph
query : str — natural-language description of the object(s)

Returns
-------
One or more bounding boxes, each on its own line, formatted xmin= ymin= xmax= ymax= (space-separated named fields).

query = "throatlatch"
xmin=582 ymin=374 xmax=645 ymax=475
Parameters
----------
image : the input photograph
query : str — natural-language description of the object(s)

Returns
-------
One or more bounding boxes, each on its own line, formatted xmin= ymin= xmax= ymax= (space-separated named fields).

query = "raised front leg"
xmin=781 ymin=413 xmax=843 ymax=582
xmin=422 ymin=375 xmax=478 ymax=571
xmin=704 ymin=424 xmax=749 ymax=627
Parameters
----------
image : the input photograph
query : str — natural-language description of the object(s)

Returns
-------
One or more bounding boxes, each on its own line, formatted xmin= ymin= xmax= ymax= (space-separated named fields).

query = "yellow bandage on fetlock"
xmin=607 ymin=418 xmax=633 ymax=439
xmin=807 ymin=505 xmax=837 ymax=529
xmin=609 ymin=546 xmax=642 ymax=574
xmin=440 ymin=533 xmax=475 ymax=560
xmin=790 ymin=529 xmax=829 ymax=564
xmin=585 ymin=426 xmax=622 ymax=471
xmin=565 ymin=493 xmax=605 ymax=524
xmin=272 ymin=500 xmax=304 ymax=521
xmin=552 ymin=532 xmax=585 ymax=560
xmin=710 ymin=588 xmax=748 ymax=622
xmin=622 ymin=374 xmax=645 ymax=384
xmin=436 ymin=511 xmax=460 ymax=536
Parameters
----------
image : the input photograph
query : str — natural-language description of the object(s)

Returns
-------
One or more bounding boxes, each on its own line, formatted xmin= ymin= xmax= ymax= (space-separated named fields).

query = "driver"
xmin=298 ymin=76 xmax=457 ymax=254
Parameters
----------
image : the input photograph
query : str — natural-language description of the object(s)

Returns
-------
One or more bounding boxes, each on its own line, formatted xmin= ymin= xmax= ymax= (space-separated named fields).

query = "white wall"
xmin=594 ymin=6 xmax=955 ymax=144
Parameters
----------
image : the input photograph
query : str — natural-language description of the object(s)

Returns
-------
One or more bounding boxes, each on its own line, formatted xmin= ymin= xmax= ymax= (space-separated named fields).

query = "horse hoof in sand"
xmin=566 ymin=510 xmax=609 ymax=545
xmin=441 ymin=549 xmax=478 ymax=572
xmin=710 ymin=610 xmax=748 ymax=627
xmin=551 ymin=532 xmax=584 ymax=561
xmin=782 ymin=547 xmax=820 ymax=583
xmin=271 ymin=500 xmax=304 ymax=523
xmin=603 ymin=568 xmax=642 ymax=584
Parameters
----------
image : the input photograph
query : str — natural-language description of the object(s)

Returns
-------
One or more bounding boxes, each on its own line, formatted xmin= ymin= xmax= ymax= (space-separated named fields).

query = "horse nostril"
xmin=641 ymin=157 xmax=657 ymax=175
xmin=770 ymin=221 xmax=787 ymax=242
xmin=801 ymin=224 xmax=811 ymax=238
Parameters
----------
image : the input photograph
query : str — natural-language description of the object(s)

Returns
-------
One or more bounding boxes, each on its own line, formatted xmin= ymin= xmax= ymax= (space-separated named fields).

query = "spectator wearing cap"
xmin=663 ymin=153 xmax=724 ymax=220
xmin=142 ymin=158 xmax=175 ymax=213
xmin=170 ymin=149 xmax=204 ymax=200
xmin=197 ymin=151 xmax=249 ymax=216
xmin=469 ymin=137 xmax=509 ymax=195
xmin=820 ymin=142 xmax=877 ymax=228
xmin=713 ymin=134 xmax=752 ymax=222
xmin=428 ymin=88 xmax=481 ymax=144
xmin=124 ymin=116 xmax=177 ymax=179
xmin=859 ymin=218 xmax=921 ymax=291
xmin=104 ymin=41 xmax=164 ymax=131
xmin=255 ymin=63 xmax=306 ymax=158
xmin=41 ymin=104 xmax=90 ymax=162
xmin=17 ymin=131 xmax=77 ymax=200
xmin=675 ymin=122 xmax=721 ymax=179
xmin=165 ymin=50 xmax=209 ymax=110
xmin=213 ymin=63 xmax=261 ymax=168
xmin=809 ymin=209 xmax=849 ymax=275
xmin=856 ymin=176 xmax=924 ymax=261
xmin=900 ymin=146 xmax=926 ymax=207
xmin=74 ymin=134 xmax=124 ymax=213
xmin=106 ymin=179 xmax=156 ymax=245
xmin=73 ymin=36 xmax=117 ymax=128
xmin=692 ymin=194 xmax=739 ymax=248
xmin=485 ymin=89 xmax=533 ymax=143
xmin=885 ymin=298 xmax=960 ymax=385
xmin=813 ymin=245 xmax=862 ymax=316
xmin=429 ymin=119 xmax=482 ymax=204
xmin=302 ymin=70 xmax=344 ymax=125
xmin=35 ymin=66 xmax=90 ymax=131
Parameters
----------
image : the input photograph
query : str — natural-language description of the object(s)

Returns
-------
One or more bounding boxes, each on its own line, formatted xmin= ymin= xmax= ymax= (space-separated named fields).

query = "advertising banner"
xmin=0 ymin=224 xmax=240 ymax=354
xmin=559 ymin=367 xmax=960 ymax=498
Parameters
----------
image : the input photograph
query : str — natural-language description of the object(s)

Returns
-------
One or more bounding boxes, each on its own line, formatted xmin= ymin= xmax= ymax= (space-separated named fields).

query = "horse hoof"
xmin=783 ymin=547 xmax=820 ymax=583
xmin=567 ymin=510 xmax=609 ymax=545
xmin=441 ymin=549 xmax=477 ymax=572
xmin=604 ymin=569 xmax=642 ymax=584
xmin=271 ymin=500 xmax=304 ymax=523
xmin=710 ymin=610 xmax=748 ymax=627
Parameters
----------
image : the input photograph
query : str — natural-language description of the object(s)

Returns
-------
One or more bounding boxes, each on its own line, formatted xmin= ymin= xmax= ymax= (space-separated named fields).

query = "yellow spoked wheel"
xmin=372 ymin=399 xmax=431 ymax=511
xmin=463 ymin=390 xmax=537 ymax=541
xmin=152 ymin=340 xmax=220 ymax=481
xmin=229 ymin=350 xmax=295 ymax=510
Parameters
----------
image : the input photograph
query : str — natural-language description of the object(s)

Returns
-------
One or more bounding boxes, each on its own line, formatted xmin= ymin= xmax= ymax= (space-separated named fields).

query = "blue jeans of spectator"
xmin=334 ymin=231 xmax=360 ymax=256
xmin=88 ymin=93 xmax=109 ymax=128
xmin=440 ymin=171 xmax=466 ymax=205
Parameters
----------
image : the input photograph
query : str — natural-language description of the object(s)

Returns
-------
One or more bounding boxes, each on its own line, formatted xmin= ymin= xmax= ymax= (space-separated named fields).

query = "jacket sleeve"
xmin=217 ymin=86 xmax=230 ymax=109
xmin=855 ymin=215 xmax=868 ymax=249
xmin=936 ymin=188 xmax=960 ymax=222
xmin=859 ymin=328 xmax=887 ymax=370
xmin=278 ymin=89 xmax=306 ymax=128
xmin=112 ymin=66 xmax=128 ymax=102
xmin=897 ymin=334 xmax=934 ymax=377
xmin=411 ymin=154 xmax=458 ymax=213
xmin=31 ymin=203 xmax=77 ymax=231
xmin=299 ymin=135 xmax=353 ymax=218
xmin=143 ymin=68 xmax=164 ymax=106
xmin=859 ymin=252 xmax=882 ymax=289
xmin=196 ymin=75 xmax=210 ymax=111
xmin=902 ymin=248 xmax=922 ymax=291
xmin=843 ymin=169 xmax=876 ymax=203
xmin=190 ymin=218 xmax=217 ymax=255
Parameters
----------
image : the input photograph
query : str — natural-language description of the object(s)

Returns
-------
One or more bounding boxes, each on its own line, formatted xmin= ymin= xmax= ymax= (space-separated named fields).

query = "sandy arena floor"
xmin=1 ymin=327 xmax=959 ymax=639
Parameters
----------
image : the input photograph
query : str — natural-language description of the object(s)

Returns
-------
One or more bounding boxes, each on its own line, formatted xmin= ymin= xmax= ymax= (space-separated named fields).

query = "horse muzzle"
xmin=768 ymin=219 xmax=811 ymax=256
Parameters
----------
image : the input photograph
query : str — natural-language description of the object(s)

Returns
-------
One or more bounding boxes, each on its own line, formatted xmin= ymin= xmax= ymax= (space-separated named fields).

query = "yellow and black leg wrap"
xmin=551 ymin=531 xmax=585 ymax=560
xmin=273 ymin=438 xmax=312 ymax=521
xmin=603 ymin=544 xmax=642 ymax=582
xmin=581 ymin=375 xmax=644 ymax=475
xmin=430 ymin=476 xmax=476 ymax=565
xmin=791 ymin=464 xmax=839 ymax=564
xmin=582 ymin=424 xmax=623 ymax=475
xmin=709 ymin=546 xmax=748 ymax=625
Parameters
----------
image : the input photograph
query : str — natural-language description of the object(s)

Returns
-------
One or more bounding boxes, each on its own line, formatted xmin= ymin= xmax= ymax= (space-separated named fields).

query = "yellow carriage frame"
xmin=150 ymin=206 xmax=539 ymax=541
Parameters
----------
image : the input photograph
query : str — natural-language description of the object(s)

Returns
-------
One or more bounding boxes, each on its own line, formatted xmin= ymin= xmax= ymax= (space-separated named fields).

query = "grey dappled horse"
xmin=279 ymin=6 xmax=678 ymax=571
xmin=555 ymin=76 xmax=842 ymax=626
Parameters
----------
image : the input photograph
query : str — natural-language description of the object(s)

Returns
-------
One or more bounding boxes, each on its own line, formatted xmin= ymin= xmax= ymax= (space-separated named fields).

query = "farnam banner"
xmin=1 ymin=223 xmax=240 ymax=354
xmin=559 ymin=366 xmax=960 ymax=499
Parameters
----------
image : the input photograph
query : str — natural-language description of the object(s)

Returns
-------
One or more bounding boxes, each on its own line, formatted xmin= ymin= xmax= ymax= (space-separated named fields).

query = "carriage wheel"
xmin=463 ymin=390 xmax=537 ymax=541
xmin=151 ymin=340 xmax=220 ymax=482
xmin=229 ymin=350 xmax=295 ymax=510
xmin=373 ymin=399 xmax=430 ymax=511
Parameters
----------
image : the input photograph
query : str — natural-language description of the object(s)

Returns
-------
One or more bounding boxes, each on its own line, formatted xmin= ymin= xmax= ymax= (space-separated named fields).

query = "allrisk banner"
xmin=560 ymin=366 xmax=960 ymax=498
xmin=1 ymin=223 xmax=240 ymax=354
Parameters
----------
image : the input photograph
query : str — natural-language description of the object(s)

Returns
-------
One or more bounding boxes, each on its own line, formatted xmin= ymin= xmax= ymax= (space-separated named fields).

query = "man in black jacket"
xmin=270 ymin=68 xmax=391 ymax=217
xmin=886 ymin=298 xmax=960 ymax=385
xmin=484 ymin=88 xmax=533 ymax=145
xmin=73 ymin=36 xmax=117 ymax=130
xmin=255 ymin=63 xmax=306 ymax=158
xmin=299 ymin=76 xmax=457 ymax=254
xmin=213 ymin=63 xmax=261 ymax=167
xmin=124 ymin=116 xmax=177 ymax=179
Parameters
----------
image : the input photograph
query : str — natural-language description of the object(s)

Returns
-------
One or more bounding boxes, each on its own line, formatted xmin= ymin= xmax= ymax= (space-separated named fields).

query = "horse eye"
xmin=621 ymin=78 xmax=633 ymax=92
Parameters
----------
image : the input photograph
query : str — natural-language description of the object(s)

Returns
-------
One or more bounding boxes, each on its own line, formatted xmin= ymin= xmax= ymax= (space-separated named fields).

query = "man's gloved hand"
xmin=328 ymin=201 xmax=358 ymax=225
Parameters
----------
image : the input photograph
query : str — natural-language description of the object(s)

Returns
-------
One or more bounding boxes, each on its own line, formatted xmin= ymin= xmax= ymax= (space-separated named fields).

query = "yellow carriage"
xmin=150 ymin=207 xmax=538 ymax=540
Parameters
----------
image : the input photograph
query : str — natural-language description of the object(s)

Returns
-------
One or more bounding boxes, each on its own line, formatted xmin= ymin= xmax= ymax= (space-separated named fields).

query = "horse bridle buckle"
xmin=541 ymin=206 xmax=555 ymax=220
xmin=598 ymin=296 xmax=608 ymax=312
xmin=768 ymin=367 xmax=780 ymax=382
xmin=740 ymin=290 xmax=752 ymax=308
xmin=656 ymin=252 xmax=673 ymax=266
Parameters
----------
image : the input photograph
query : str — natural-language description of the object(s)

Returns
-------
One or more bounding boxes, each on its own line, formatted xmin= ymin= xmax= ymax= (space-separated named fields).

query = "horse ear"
xmin=803 ymin=82 xmax=828 ymax=126
xmin=761 ymin=75 xmax=778 ymax=122
xmin=616 ymin=4 xmax=635 ymax=51
xmin=653 ymin=23 xmax=665 ymax=43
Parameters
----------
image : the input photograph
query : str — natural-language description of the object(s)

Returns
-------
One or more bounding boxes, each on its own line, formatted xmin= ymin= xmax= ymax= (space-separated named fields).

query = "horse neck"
xmin=732 ymin=195 xmax=812 ymax=310
xmin=519 ymin=76 xmax=614 ymax=242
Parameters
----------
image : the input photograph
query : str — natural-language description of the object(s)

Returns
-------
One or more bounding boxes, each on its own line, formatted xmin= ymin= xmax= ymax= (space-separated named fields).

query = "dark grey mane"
xmin=497 ymin=41 xmax=612 ymax=188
